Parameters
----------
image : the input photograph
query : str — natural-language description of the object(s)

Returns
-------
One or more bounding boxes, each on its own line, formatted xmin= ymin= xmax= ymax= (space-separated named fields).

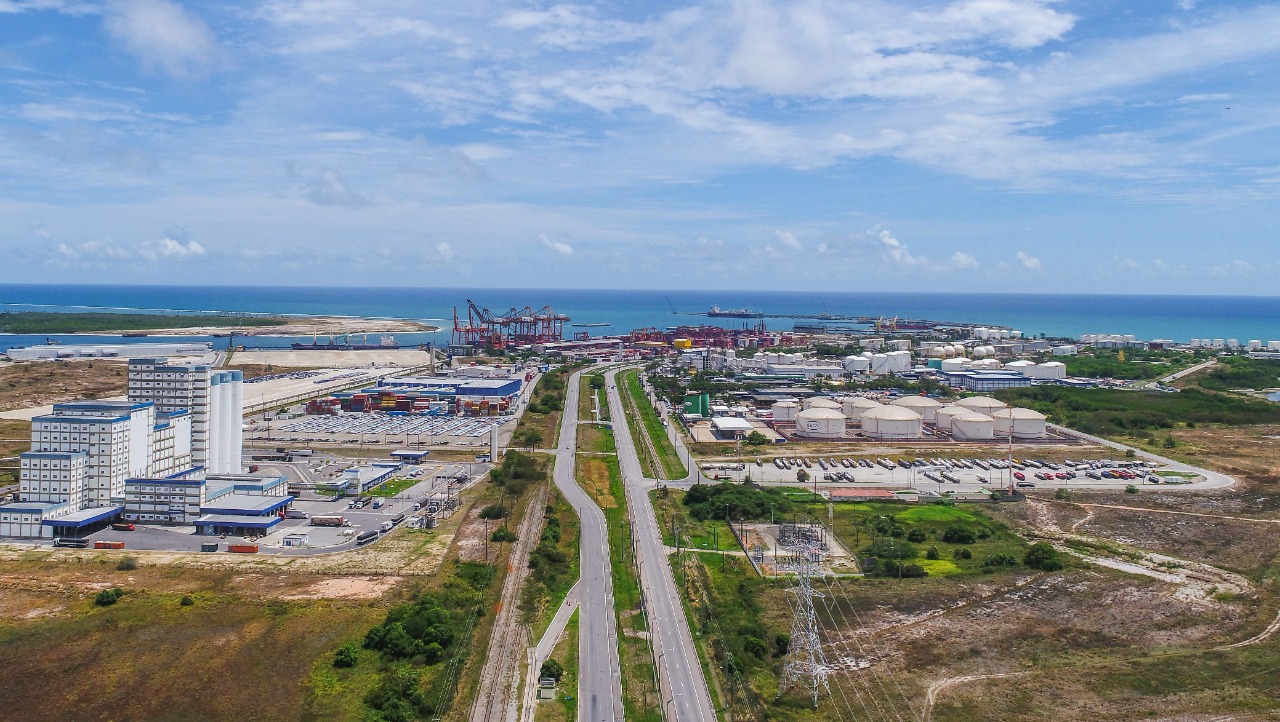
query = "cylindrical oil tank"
xmin=772 ymin=401 xmax=799 ymax=422
xmin=992 ymin=407 xmax=1047 ymax=438
xmin=794 ymin=408 xmax=846 ymax=439
xmin=891 ymin=395 xmax=942 ymax=423
xmin=956 ymin=396 xmax=1006 ymax=415
xmin=804 ymin=397 xmax=841 ymax=411
xmin=840 ymin=397 xmax=882 ymax=425
xmin=934 ymin=405 xmax=966 ymax=432
xmin=860 ymin=406 xmax=922 ymax=439
xmin=951 ymin=412 xmax=995 ymax=440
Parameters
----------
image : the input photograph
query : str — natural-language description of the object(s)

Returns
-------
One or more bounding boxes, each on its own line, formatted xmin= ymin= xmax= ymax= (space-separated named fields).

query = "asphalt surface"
xmin=605 ymin=367 xmax=716 ymax=722
xmin=554 ymin=370 xmax=624 ymax=722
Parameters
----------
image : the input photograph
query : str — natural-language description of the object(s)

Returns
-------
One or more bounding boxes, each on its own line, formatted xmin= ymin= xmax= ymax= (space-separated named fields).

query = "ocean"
xmin=2 ymin=284 xmax=1280 ymax=352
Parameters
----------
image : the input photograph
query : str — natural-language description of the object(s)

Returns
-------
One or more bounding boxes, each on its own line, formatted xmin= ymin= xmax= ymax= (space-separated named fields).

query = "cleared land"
xmin=0 ymin=360 xmax=129 ymax=413
xmin=229 ymin=348 xmax=433 ymax=369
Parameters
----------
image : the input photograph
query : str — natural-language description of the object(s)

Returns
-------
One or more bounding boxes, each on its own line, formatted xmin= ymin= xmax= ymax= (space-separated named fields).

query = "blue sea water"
xmin=2 ymin=284 xmax=1280 ymax=351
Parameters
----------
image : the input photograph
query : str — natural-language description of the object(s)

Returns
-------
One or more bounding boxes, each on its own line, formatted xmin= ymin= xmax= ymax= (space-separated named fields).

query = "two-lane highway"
xmin=605 ymin=367 xmax=717 ymax=722
xmin=553 ymin=370 xmax=624 ymax=722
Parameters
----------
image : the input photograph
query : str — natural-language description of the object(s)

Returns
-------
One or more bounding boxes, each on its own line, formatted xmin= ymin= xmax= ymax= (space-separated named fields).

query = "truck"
xmin=372 ymin=498 xmax=384 ymax=509
xmin=310 ymin=515 xmax=346 ymax=527
xmin=380 ymin=520 xmax=394 ymax=533
xmin=284 ymin=509 xmax=309 ymax=519
xmin=356 ymin=529 xmax=380 ymax=545
xmin=110 ymin=522 xmax=135 ymax=531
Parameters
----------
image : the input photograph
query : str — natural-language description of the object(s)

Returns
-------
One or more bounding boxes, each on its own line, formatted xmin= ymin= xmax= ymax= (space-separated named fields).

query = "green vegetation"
xmin=488 ymin=451 xmax=549 ymax=497
xmin=516 ymin=366 xmax=575 ymax=448
xmin=682 ymin=481 xmax=794 ymax=521
xmin=491 ymin=527 xmax=518 ymax=542
xmin=539 ymin=609 xmax=579 ymax=722
xmin=1024 ymin=541 xmax=1066 ymax=571
xmin=94 ymin=587 xmax=124 ymax=606
xmin=1061 ymin=348 xmax=1202 ymax=380
xmin=369 ymin=476 xmax=423 ymax=498
xmin=1194 ymin=356 xmax=1280 ymax=391
xmin=0 ymin=311 xmax=285 ymax=333
xmin=359 ymin=560 xmax=498 ymax=721
xmin=993 ymin=385 xmax=1280 ymax=437
xmin=620 ymin=370 xmax=685 ymax=479
xmin=652 ymin=488 xmax=740 ymax=551
xmin=333 ymin=643 xmax=360 ymax=668
xmin=115 ymin=556 xmax=137 ymax=571
xmin=522 ymin=489 xmax=580 ymax=632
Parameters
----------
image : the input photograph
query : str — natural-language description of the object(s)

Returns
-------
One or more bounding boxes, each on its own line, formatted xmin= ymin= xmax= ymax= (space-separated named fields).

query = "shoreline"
xmin=6 ymin=315 xmax=439 ymax=338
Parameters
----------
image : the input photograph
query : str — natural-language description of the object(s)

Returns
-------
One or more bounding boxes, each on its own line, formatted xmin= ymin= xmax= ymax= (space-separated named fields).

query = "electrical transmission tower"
xmin=779 ymin=558 xmax=830 ymax=708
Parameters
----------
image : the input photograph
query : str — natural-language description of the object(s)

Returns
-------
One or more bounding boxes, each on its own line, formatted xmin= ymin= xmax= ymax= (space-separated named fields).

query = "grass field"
xmin=619 ymin=370 xmax=685 ymax=480
xmin=651 ymin=488 xmax=740 ymax=551
xmin=536 ymin=608 xmax=579 ymax=722
xmin=514 ymin=369 xmax=572 ymax=448
xmin=368 ymin=476 xmax=422 ymax=497
xmin=523 ymin=486 xmax=581 ymax=636
xmin=0 ymin=311 xmax=285 ymax=333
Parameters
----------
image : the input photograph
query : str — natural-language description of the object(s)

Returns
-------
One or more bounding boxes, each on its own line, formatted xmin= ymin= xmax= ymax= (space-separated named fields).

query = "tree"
xmin=744 ymin=636 xmax=768 ymax=657
xmin=774 ymin=633 xmax=790 ymax=656
xmin=796 ymin=469 xmax=810 ymax=484
xmin=745 ymin=430 xmax=768 ymax=446
xmin=519 ymin=428 xmax=543 ymax=448
xmin=925 ymin=545 xmax=940 ymax=560
xmin=907 ymin=528 xmax=927 ymax=543
xmin=333 ymin=642 xmax=360 ymax=668
xmin=940 ymin=525 xmax=976 ymax=544
xmin=540 ymin=659 xmax=564 ymax=681
xmin=1024 ymin=542 xmax=1065 ymax=571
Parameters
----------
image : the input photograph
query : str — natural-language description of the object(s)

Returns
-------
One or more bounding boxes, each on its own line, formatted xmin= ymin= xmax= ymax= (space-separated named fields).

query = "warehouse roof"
xmin=711 ymin=417 xmax=754 ymax=432
xmin=201 ymin=494 xmax=291 ymax=516
xmin=42 ymin=506 xmax=121 ymax=527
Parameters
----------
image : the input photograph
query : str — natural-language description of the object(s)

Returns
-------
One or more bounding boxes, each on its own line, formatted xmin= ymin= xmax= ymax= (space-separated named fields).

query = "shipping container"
xmin=229 ymin=544 xmax=259 ymax=553
xmin=94 ymin=540 xmax=126 ymax=550
xmin=200 ymin=542 xmax=219 ymax=552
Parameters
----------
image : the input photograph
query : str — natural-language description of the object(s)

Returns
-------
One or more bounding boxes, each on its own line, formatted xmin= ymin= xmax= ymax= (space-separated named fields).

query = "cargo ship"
xmin=707 ymin=305 xmax=764 ymax=319
xmin=292 ymin=334 xmax=400 ymax=350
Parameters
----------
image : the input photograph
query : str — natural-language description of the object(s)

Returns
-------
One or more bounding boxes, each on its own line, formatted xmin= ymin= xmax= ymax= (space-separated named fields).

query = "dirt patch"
xmin=280 ymin=575 xmax=401 ymax=600
xmin=0 ymin=360 xmax=128 ymax=413
xmin=576 ymin=457 xmax=616 ymax=509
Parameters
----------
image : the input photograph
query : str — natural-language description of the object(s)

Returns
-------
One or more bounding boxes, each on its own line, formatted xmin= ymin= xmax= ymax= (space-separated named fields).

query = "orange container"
xmin=228 ymin=544 xmax=259 ymax=553
xmin=94 ymin=540 xmax=125 ymax=550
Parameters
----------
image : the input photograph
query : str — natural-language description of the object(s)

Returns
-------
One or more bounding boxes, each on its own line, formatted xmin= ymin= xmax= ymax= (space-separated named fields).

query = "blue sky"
xmin=2 ymin=0 xmax=1279 ymax=292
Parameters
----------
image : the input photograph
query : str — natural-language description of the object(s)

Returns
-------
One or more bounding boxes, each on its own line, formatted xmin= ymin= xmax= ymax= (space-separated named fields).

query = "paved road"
xmin=605 ymin=367 xmax=716 ymax=722
xmin=553 ymin=370 xmax=623 ymax=722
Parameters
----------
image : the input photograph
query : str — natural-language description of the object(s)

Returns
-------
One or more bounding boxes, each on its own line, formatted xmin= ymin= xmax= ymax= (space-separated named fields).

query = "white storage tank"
xmin=934 ymin=405 xmax=966 ymax=432
xmin=861 ymin=406 xmax=923 ymax=439
xmin=1005 ymin=360 xmax=1036 ymax=376
xmin=795 ymin=408 xmax=846 ymax=439
xmin=841 ymin=397 xmax=883 ymax=424
xmin=940 ymin=358 xmax=969 ymax=372
xmin=843 ymin=355 xmax=870 ymax=373
xmin=956 ymin=396 xmax=1006 ymax=415
xmin=772 ymin=401 xmax=799 ymax=422
xmin=1033 ymin=361 xmax=1067 ymax=380
xmin=804 ymin=397 xmax=842 ymax=411
xmin=992 ymin=407 xmax=1048 ymax=439
xmin=870 ymin=353 xmax=891 ymax=375
xmin=890 ymin=396 xmax=942 ymax=423
xmin=951 ymin=411 xmax=995 ymax=440
xmin=888 ymin=351 xmax=913 ymax=373
xmin=930 ymin=346 xmax=946 ymax=358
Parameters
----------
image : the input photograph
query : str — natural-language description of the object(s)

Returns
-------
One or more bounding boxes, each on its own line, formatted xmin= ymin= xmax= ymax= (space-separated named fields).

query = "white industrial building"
xmin=4 ymin=341 xmax=212 ymax=362
xmin=128 ymin=358 xmax=242 ymax=474
xmin=794 ymin=408 xmax=846 ymax=439
xmin=992 ymin=408 xmax=1048 ymax=439
xmin=860 ymin=406 xmax=923 ymax=439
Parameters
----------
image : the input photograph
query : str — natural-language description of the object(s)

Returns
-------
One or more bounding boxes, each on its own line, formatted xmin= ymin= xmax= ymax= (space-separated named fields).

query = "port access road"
xmin=552 ymin=370 xmax=624 ymax=722
xmin=605 ymin=367 xmax=717 ymax=722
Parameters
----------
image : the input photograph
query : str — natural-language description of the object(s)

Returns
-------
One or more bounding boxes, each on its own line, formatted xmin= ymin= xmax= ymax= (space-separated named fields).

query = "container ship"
xmin=707 ymin=305 xmax=764 ymax=319
xmin=292 ymin=334 xmax=400 ymax=350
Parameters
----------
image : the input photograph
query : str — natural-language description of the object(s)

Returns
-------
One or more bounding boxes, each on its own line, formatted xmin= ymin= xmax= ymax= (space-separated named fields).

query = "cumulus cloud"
xmin=951 ymin=251 xmax=979 ymax=270
xmin=874 ymin=227 xmax=926 ymax=267
xmin=301 ymin=169 xmax=369 ymax=207
xmin=1016 ymin=250 xmax=1041 ymax=270
xmin=539 ymin=234 xmax=574 ymax=256
xmin=774 ymin=229 xmax=802 ymax=251
xmin=102 ymin=0 xmax=217 ymax=78
xmin=435 ymin=242 xmax=456 ymax=261
xmin=52 ymin=233 xmax=204 ymax=262
xmin=1211 ymin=259 xmax=1254 ymax=275
xmin=56 ymin=238 xmax=130 ymax=260
xmin=136 ymin=235 xmax=204 ymax=260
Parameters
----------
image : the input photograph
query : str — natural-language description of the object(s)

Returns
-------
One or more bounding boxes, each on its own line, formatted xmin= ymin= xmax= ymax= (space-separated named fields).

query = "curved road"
xmin=554 ymin=370 xmax=624 ymax=722
xmin=605 ymin=367 xmax=717 ymax=722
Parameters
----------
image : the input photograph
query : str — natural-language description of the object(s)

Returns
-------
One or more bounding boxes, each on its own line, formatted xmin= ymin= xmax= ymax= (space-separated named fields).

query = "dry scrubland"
xmin=0 ymin=360 xmax=129 ymax=412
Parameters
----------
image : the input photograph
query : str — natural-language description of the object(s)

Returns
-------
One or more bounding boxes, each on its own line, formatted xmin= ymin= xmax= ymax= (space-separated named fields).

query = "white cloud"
xmin=136 ymin=236 xmax=204 ymax=260
xmin=774 ymin=229 xmax=801 ymax=251
xmin=56 ymin=238 xmax=130 ymax=260
xmin=874 ymin=227 xmax=926 ymax=267
xmin=1016 ymin=250 xmax=1041 ymax=270
xmin=951 ymin=251 xmax=979 ymax=270
xmin=923 ymin=0 xmax=1076 ymax=50
xmin=300 ymin=168 xmax=368 ymax=207
xmin=103 ymin=0 xmax=217 ymax=78
xmin=1211 ymin=259 xmax=1254 ymax=275
xmin=435 ymin=242 xmax=456 ymax=261
xmin=539 ymin=234 xmax=574 ymax=256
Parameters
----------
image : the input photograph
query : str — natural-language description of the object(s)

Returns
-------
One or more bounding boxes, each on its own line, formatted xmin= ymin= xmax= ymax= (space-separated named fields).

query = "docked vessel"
xmin=292 ymin=334 xmax=400 ymax=350
xmin=707 ymin=305 xmax=764 ymax=319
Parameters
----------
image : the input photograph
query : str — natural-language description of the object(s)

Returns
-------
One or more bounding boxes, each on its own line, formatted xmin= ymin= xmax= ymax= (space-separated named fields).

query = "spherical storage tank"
xmin=891 ymin=395 xmax=942 ymax=423
xmin=951 ymin=412 xmax=995 ymax=440
xmin=992 ymin=407 xmax=1047 ymax=439
xmin=861 ymin=406 xmax=923 ymax=439
xmin=795 ymin=408 xmax=846 ymax=439
xmin=772 ymin=401 xmax=799 ymax=422
xmin=841 ymin=397 xmax=883 ymax=424
xmin=804 ymin=397 xmax=842 ymax=411
xmin=956 ymin=396 xmax=1006 ymax=415
xmin=934 ymin=405 xmax=967 ymax=432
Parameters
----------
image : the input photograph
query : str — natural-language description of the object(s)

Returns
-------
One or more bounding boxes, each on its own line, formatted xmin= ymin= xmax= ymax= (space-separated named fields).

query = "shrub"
xmin=1125 ymin=484 xmax=1139 ymax=494
xmin=179 ymin=595 xmax=195 ymax=607
xmin=952 ymin=547 xmax=972 ymax=560
xmin=479 ymin=504 xmax=507 ymax=520
xmin=906 ymin=528 xmax=928 ymax=543
xmin=333 ymin=642 xmax=360 ymax=668
xmin=116 ymin=556 xmax=137 ymax=571
xmin=491 ymin=527 xmax=518 ymax=543
xmin=94 ymin=587 xmax=124 ymax=606
xmin=981 ymin=554 xmax=1019 ymax=568
xmin=744 ymin=636 xmax=768 ymax=657
xmin=940 ymin=525 xmax=976 ymax=544
xmin=774 ymin=633 xmax=790 ymax=656
xmin=1053 ymin=488 xmax=1072 ymax=501
xmin=540 ymin=659 xmax=564 ymax=681
xmin=1024 ymin=542 xmax=1065 ymax=571
xmin=925 ymin=545 xmax=940 ymax=561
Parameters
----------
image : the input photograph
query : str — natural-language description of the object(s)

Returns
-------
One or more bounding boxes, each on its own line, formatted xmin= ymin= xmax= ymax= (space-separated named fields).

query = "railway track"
xmin=469 ymin=484 xmax=549 ymax=722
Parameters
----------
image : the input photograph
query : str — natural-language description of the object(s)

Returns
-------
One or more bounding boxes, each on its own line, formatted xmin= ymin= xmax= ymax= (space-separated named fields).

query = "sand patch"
xmin=281 ymin=575 xmax=401 ymax=600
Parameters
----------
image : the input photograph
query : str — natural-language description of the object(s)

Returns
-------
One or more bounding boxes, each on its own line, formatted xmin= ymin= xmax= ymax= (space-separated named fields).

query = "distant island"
xmin=0 ymin=311 xmax=286 ymax=334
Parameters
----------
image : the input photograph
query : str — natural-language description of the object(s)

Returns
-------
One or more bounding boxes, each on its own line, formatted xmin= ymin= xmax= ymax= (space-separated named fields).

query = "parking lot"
xmin=703 ymin=455 xmax=1199 ymax=494
xmin=269 ymin=414 xmax=511 ymax=444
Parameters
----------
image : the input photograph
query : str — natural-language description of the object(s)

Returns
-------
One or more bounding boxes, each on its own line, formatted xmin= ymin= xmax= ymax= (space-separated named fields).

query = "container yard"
xmin=275 ymin=414 xmax=509 ymax=443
